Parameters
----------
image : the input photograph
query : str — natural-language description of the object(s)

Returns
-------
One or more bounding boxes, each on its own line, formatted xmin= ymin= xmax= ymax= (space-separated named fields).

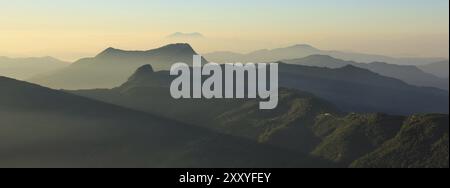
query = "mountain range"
xmin=71 ymin=61 xmax=449 ymax=116
xmin=27 ymin=44 xmax=449 ymax=92
xmin=30 ymin=43 xmax=206 ymax=89
xmin=0 ymin=76 xmax=327 ymax=168
xmin=276 ymin=63 xmax=448 ymax=115
xmin=283 ymin=55 xmax=449 ymax=90
xmin=0 ymin=56 xmax=68 ymax=80
xmin=69 ymin=65 xmax=449 ymax=167
xmin=204 ymin=44 xmax=447 ymax=65
xmin=419 ymin=60 xmax=449 ymax=79
xmin=19 ymin=43 xmax=450 ymax=115
xmin=1 ymin=43 xmax=448 ymax=167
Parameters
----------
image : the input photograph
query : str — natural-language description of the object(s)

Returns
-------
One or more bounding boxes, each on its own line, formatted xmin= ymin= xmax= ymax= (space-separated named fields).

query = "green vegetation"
xmin=2 ymin=57 xmax=448 ymax=168
xmin=311 ymin=114 xmax=405 ymax=165
xmin=70 ymin=65 xmax=449 ymax=168
xmin=0 ymin=76 xmax=330 ymax=168
xmin=351 ymin=114 xmax=449 ymax=168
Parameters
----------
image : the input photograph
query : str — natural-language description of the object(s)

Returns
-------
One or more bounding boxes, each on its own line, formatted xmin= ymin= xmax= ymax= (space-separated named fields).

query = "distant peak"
xmin=304 ymin=54 xmax=336 ymax=60
xmin=127 ymin=65 xmax=155 ymax=82
xmin=135 ymin=64 xmax=154 ymax=74
xmin=93 ymin=43 xmax=198 ymax=60
xmin=157 ymin=43 xmax=197 ymax=54
xmin=293 ymin=44 xmax=313 ymax=47
xmin=370 ymin=61 xmax=389 ymax=65
xmin=41 ymin=56 xmax=63 ymax=62
xmin=289 ymin=44 xmax=319 ymax=50
xmin=160 ymin=43 xmax=193 ymax=49
xmin=104 ymin=47 xmax=120 ymax=52
xmin=300 ymin=55 xmax=356 ymax=65
xmin=0 ymin=56 xmax=66 ymax=63
xmin=96 ymin=47 xmax=124 ymax=58
xmin=339 ymin=65 xmax=370 ymax=73
xmin=167 ymin=32 xmax=204 ymax=38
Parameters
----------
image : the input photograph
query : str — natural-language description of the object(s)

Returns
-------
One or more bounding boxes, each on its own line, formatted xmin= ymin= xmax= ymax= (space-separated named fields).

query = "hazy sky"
xmin=0 ymin=0 xmax=448 ymax=61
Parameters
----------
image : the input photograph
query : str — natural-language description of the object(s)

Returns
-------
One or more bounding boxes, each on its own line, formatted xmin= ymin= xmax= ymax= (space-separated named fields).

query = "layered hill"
xmin=0 ymin=56 xmax=68 ymax=80
xmin=283 ymin=55 xmax=449 ymax=90
xmin=350 ymin=114 xmax=449 ymax=168
xmin=127 ymin=63 xmax=448 ymax=115
xmin=0 ymin=76 xmax=326 ymax=168
xmin=204 ymin=44 xmax=445 ymax=65
xmin=74 ymin=63 xmax=448 ymax=116
xmin=419 ymin=60 xmax=449 ymax=79
xmin=313 ymin=113 xmax=448 ymax=168
xmin=70 ymin=65 xmax=449 ymax=168
xmin=277 ymin=63 xmax=448 ymax=115
xmin=29 ymin=43 xmax=206 ymax=89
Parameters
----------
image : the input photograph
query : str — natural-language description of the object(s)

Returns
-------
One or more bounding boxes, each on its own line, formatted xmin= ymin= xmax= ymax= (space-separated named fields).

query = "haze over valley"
xmin=0 ymin=0 xmax=448 ymax=168
xmin=1 ymin=42 xmax=448 ymax=167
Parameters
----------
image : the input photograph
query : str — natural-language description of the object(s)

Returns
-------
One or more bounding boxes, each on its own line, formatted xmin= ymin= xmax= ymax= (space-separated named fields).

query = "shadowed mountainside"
xmin=0 ymin=76 xmax=330 ymax=168
xmin=419 ymin=60 xmax=449 ymax=79
xmin=350 ymin=114 xmax=449 ymax=168
xmin=29 ymin=44 xmax=207 ymax=90
xmin=204 ymin=44 xmax=446 ymax=65
xmin=276 ymin=63 xmax=448 ymax=115
xmin=99 ymin=63 xmax=449 ymax=115
xmin=70 ymin=65 xmax=449 ymax=167
xmin=283 ymin=55 xmax=449 ymax=90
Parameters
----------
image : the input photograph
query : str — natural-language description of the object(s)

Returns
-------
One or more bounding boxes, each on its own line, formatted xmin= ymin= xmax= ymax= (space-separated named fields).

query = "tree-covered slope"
xmin=70 ymin=65 xmax=449 ymax=167
xmin=0 ymin=76 xmax=329 ymax=168
xmin=351 ymin=114 xmax=449 ymax=168
xmin=311 ymin=113 xmax=405 ymax=164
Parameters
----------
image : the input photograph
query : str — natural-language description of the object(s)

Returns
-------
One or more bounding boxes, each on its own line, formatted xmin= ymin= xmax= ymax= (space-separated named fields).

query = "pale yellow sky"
xmin=0 ymin=0 xmax=448 ymax=61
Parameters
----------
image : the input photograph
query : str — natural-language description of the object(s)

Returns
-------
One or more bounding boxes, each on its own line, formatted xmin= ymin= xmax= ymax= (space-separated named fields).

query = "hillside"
xmin=70 ymin=65 xmax=449 ymax=167
xmin=92 ymin=63 xmax=449 ymax=115
xmin=0 ymin=76 xmax=327 ymax=168
xmin=71 ymin=65 xmax=341 ymax=153
xmin=0 ymin=56 xmax=68 ymax=80
xmin=277 ymin=63 xmax=448 ymax=115
xmin=284 ymin=55 xmax=449 ymax=90
xmin=419 ymin=61 xmax=449 ymax=79
xmin=29 ymin=43 xmax=206 ymax=89
xmin=350 ymin=114 xmax=449 ymax=168
xmin=309 ymin=113 xmax=449 ymax=168
xmin=204 ymin=44 xmax=445 ymax=65
xmin=72 ymin=87 xmax=341 ymax=154
xmin=312 ymin=113 xmax=406 ymax=164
